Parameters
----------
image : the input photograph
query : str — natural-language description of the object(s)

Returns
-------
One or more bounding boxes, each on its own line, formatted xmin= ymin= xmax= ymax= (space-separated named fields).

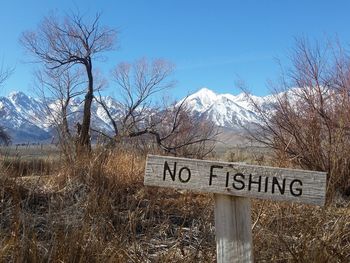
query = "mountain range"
xmin=0 ymin=88 xmax=275 ymax=143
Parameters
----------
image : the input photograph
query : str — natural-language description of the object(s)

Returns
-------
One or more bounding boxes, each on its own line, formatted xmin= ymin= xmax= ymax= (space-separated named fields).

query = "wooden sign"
xmin=144 ymin=155 xmax=327 ymax=262
xmin=145 ymin=155 xmax=327 ymax=205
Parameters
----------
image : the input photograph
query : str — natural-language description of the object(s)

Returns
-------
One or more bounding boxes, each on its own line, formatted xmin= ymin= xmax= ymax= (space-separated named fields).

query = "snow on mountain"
xmin=0 ymin=92 xmax=125 ymax=143
xmin=8 ymin=91 xmax=49 ymax=129
xmin=0 ymin=88 xmax=276 ymax=143
xmin=181 ymin=87 xmax=274 ymax=128
xmin=0 ymin=93 xmax=52 ymax=142
xmin=185 ymin=87 xmax=218 ymax=112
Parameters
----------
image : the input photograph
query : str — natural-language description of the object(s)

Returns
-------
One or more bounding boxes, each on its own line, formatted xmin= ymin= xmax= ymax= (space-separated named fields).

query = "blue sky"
xmin=1 ymin=0 xmax=350 ymax=99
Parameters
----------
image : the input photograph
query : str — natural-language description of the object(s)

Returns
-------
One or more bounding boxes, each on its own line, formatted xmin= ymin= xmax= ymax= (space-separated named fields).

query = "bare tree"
xmin=0 ymin=62 xmax=13 ymax=145
xmin=96 ymin=58 xmax=217 ymax=158
xmin=35 ymin=67 xmax=85 ymax=159
xmin=21 ymin=12 xmax=117 ymax=151
xmin=244 ymin=38 xmax=350 ymax=198
xmin=98 ymin=58 xmax=175 ymax=136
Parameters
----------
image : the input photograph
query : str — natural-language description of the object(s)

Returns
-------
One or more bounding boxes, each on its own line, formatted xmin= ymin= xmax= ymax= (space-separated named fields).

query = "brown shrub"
xmin=245 ymin=38 xmax=350 ymax=200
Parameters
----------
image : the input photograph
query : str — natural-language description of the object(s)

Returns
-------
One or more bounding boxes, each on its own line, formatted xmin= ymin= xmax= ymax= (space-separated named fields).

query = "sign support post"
xmin=214 ymin=195 xmax=253 ymax=262
xmin=144 ymin=154 xmax=327 ymax=263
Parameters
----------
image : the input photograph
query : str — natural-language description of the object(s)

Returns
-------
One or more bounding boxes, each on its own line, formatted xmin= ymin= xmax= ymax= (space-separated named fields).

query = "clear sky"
xmin=1 ymin=0 xmax=350 ymax=99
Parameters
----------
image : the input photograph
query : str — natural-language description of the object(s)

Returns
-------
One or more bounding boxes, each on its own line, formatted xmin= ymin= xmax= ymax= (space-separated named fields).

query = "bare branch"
xmin=96 ymin=58 xmax=217 ymax=158
xmin=34 ymin=67 xmax=85 ymax=160
xmin=0 ymin=61 xmax=14 ymax=86
xmin=111 ymin=58 xmax=175 ymax=136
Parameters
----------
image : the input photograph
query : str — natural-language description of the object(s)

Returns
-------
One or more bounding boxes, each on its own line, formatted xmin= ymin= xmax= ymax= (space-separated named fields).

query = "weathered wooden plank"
xmin=144 ymin=155 xmax=327 ymax=206
xmin=214 ymin=195 xmax=253 ymax=263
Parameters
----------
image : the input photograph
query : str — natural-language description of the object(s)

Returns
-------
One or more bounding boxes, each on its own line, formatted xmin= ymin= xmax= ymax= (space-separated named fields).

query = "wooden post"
xmin=214 ymin=194 xmax=253 ymax=263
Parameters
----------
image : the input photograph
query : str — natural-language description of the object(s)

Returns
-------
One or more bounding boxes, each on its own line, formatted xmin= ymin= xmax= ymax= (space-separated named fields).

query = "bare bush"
xmin=148 ymin=101 xmax=218 ymax=158
xmin=245 ymin=38 xmax=350 ymax=199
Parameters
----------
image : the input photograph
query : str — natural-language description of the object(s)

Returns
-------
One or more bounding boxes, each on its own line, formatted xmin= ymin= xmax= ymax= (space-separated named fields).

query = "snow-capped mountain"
xmin=0 ymin=92 xmax=52 ymax=142
xmin=0 ymin=88 xmax=275 ymax=143
xmin=181 ymin=87 xmax=274 ymax=128
xmin=0 ymin=91 xmax=124 ymax=143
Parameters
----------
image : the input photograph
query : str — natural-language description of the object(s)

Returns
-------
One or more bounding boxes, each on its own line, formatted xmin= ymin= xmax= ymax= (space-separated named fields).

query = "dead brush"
xmin=1 ymin=157 xmax=59 ymax=177
xmin=0 ymin=148 xmax=214 ymax=262
xmin=252 ymin=200 xmax=350 ymax=262
xmin=1 ymin=148 xmax=349 ymax=262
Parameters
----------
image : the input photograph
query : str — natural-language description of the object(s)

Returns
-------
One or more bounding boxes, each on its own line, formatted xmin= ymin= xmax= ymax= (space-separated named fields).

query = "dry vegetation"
xmin=244 ymin=38 xmax=350 ymax=201
xmin=0 ymin=146 xmax=349 ymax=262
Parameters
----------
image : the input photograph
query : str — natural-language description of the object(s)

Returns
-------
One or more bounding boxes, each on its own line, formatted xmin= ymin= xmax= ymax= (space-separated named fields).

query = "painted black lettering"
xmin=272 ymin=177 xmax=286 ymax=194
xmin=264 ymin=176 xmax=269 ymax=192
xmin=209 ymin=165 xmax=223 ymax=185
xmin=290 ymin=179 xmax=303 ymax=196
xmin=226 ymin=172 xmax=230 ymax=187
xmin=248 ymin=174 xmax=262 ymax=192
xmin=233 ymin=173 xmax=245 ymax=190
xmin=163 ymin=161 xmax=176 ymax=181
xmin=179 ymin=167 xmax=191 ymax=183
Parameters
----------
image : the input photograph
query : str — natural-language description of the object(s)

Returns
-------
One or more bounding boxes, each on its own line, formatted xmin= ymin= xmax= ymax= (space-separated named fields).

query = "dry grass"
xmin=1 ymin=157 xmax=58 ymax=178
xmin=252 ymin=200 xmax=350 ymax=262
xmin=0 ymin=148 xmax=349 ymax=262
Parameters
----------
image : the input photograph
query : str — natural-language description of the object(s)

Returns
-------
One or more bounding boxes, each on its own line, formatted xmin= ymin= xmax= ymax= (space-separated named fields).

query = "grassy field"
xmin=0 ymin=144 xmax=61 ymax=159
xmin=0 ymin=145 xmax=349 ymax=262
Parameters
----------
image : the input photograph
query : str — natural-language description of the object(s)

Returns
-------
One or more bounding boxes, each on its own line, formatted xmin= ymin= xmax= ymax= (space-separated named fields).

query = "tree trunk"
xmin=79 ymin=61 xmax=93 ymax=151
xmin=61 ymin=104 xmax=71 ymax=138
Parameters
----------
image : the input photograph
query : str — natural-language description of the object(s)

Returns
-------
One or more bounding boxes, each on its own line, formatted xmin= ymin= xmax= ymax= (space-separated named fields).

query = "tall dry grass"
xmin=0 ymin=147 xmax=349 ymax=262
xmin=0 ymin=149 xmax=216 ymax=262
